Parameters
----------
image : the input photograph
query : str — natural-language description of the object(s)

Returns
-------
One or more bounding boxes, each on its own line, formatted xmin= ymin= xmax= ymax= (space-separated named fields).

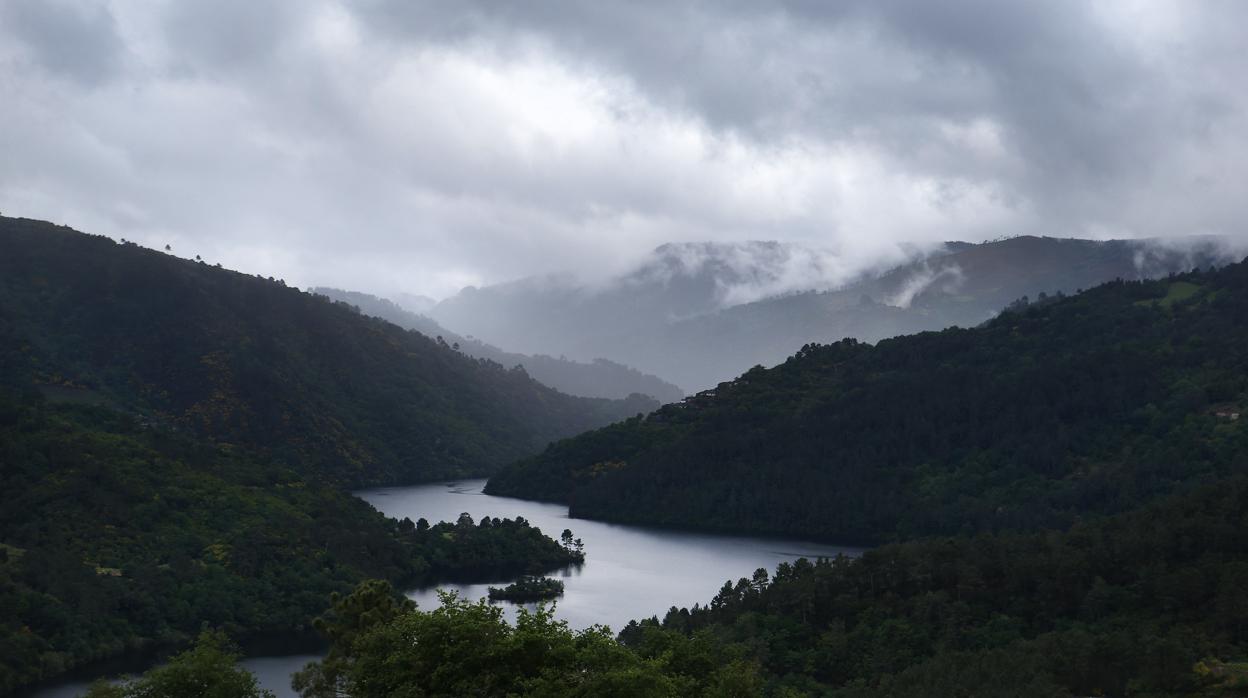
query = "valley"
xmin=4 ymin=216 xmax=1248 ymax=696
xmin=7 ymin=4 xmax=1248 ymax=694
xmin=28 ymin=479 xmax=860 ymax=697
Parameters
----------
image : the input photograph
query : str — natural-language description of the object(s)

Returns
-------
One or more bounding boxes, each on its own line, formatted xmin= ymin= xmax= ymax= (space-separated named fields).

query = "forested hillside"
xmin=0 ymin=217 xmax=655 ymax=486
xmin=310 ymin=287 xmax=683 ymax=403
xmin=0 ymin=390 xmax=581 ymax=694
xmin=621 ymin=475 xmax=1248 ymax=696
xmin=488 ymin=259 xmax=1248 ymax=543
xmin=282 ymin=479 xmax=1248 ymax=697
xmin=0 ymin=216 xmax=625 ymax=694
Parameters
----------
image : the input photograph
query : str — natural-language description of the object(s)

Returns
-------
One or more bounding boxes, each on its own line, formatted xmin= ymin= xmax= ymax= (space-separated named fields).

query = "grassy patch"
xmin=1136 ymin=280 xmax=1203 ymax=308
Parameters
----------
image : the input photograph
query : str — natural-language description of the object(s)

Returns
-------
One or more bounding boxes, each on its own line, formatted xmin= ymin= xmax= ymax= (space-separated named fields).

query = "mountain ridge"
xmin=432 ymin=235 xmax=1239 ymax=390
xmin=0 ymin=216 xmax=655 ymax=486
xmin=310 ymin=287 xmax=683 ymax=404
xmin=486 ymin=256 xmax=1248 ymax=543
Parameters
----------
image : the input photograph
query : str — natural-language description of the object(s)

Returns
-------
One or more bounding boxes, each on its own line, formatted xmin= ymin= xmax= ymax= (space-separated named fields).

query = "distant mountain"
xmin=393 ymin=292 xmax=437 ymax=314
xmin=432 ymin=236 xmax=1239 ymax=391
xmin=430 ymin=240 xmax=862 ymax=369
xmin=310 ymin=287 xmax=684 ymax=404
xmin=486 ymin=259 xmax=1248 ymax=543
xmin=0 ymin=216 xmax=656 ymax=486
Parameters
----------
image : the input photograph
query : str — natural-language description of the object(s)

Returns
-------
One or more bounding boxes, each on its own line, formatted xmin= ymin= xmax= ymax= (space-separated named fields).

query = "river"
xmin=31 ymin=479 xmax=860 ymax=697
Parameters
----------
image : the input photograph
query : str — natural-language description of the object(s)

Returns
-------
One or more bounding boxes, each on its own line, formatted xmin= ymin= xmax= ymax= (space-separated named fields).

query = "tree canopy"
xmin=489 ymin=260 xmax=1248 ymax=544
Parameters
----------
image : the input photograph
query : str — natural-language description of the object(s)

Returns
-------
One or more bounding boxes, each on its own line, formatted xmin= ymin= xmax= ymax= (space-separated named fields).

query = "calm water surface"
xmin=33 ymin=479 xmax=860 ymax=697
xmin=365 ymin=479 xmax=861 ymax=631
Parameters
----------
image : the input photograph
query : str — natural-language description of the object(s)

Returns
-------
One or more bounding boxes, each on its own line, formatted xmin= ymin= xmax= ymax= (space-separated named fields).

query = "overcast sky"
xmin=2 ymin=1 xmax=1246 ymax=299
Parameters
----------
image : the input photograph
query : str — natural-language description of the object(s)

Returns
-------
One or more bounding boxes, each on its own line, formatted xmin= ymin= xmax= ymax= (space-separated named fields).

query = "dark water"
xmin=364 ymin=480 xmax=861 ymax=630
xmin=32 ymin=479 xmax=860 ymax=697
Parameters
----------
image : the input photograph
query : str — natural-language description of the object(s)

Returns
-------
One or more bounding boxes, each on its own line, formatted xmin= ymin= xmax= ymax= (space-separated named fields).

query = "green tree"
xmin=307 ymin=589 xmax=688 ymax=697
xmin=86 ymin=631 xmax=273 ymax=698
xmin=293 ymin=580 xmax=415 ymax=698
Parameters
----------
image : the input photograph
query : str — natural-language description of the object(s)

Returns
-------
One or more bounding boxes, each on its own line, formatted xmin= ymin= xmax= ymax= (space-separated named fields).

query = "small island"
xmin=487 ymin=576 xmax=565 ymax=602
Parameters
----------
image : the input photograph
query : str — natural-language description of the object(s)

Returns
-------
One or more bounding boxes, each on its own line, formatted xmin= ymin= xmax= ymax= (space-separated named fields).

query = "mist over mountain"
xmin=311 ymin=287 xmax=684 ymax=403
xmin=394 ymin=292 xmax=438 ymax=315
xmin=430 ymin=240 xmax=912 ymax=371
xmin=432 ymin=235 xmax=1241 ymax=391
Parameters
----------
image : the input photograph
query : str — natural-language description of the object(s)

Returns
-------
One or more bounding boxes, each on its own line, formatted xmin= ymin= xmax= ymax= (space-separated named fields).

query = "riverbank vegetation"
xmin=293 ymin=582 xmax=764 ymax=697
xmin=621 ymin=475 xmax=1248 ymax=696
xmin=0 ymin=392 xmax=580 ymax=695
xmin=488 ymin=576 xmax=565 ymax=602
xmin=83 ymin=631 xmax=274 ymax=698
xmin=0 ymin=217 xmax=616 ymax=695
xmin=286 ymin=471 xmax=1248 ymax=696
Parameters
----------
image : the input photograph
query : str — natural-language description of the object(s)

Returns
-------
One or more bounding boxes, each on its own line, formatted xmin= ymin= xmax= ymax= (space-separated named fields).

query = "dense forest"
xmin=0 ymin=216 xmax=655 ymax=487
xmin=83 ymin=631 xmax=278 ymax=698
xmin=0 ymin=388 xmax=582 ymax=694
xmin=94 ymin=472 xmax=1248 ymax=697
xmin=487 ymin=259 xmax=1248 ymax=544
xmin=621 ymin=476 xmax=1248 ymax=696
xmin=0 ymin=217 xmax=614 ymax=695
xmin=285 ymin=581 xmax=768 ymax=697
xmin=311 ymin=287 xmax=684 ymax=403
xmin=487 ymin=576 xmax=565 ymax=603
xmin=228 ymin=255 xmax=1247 ymax=697
xmin=8 ymin=213 xmax=1248 ymax=696
xmin=211 ymin=473 xmax=1248 ymax=698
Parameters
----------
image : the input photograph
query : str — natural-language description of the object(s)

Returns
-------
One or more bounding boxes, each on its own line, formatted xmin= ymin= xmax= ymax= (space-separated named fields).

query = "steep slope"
xmin=311 ymin=287 xmax=683 ymax=403
xmin=0 ymin=390 xmax=582 ymax=694
xmin=0 ymin=216 xmax=610 ymax=693
xmin=284 ymin=474 xmax=1248 ymax=696
xmin=623 ymin=475 xmax=1248 ymax=696
xmin=487 ymin=259 xmax=1248 ymax=543
xmin=433 ymin=236 xmax=1234 ymax=391
xmin=0 ymin=217 xmax=655 ymax=486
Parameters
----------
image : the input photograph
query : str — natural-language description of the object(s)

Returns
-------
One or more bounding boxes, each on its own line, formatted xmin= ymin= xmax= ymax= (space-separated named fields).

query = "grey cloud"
xmin=159 ymin=0 xmax=303 ymax=75
xmin=886 ymin=262 xmax=964 ymax=309
xmin=352 ymin=1 xmax=1248 ymax=235
xmin=0 ymin=1 xmax=1246 ymax=303
xmin=1 ymin=0 xmax=125 ymax=85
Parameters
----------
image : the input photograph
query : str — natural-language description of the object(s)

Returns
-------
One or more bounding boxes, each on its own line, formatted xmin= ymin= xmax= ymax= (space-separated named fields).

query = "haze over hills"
xmin=430 ymin=240 xmax=882 ymax=370
xmin=310 ymin=287 xmax=684 ymax=404
xmin=432 ymin=236 xmax=1240 ymax=391
xmin=393 ymin=292 xmax=438 ymax=314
